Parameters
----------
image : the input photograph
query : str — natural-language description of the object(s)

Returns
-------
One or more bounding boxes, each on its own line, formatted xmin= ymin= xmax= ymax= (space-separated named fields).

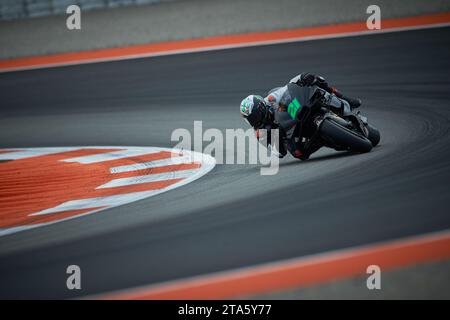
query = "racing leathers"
xmin=262 ymin=73 xmax=361 ymax=160
xmin=267 ymin=73 xmax=361 ymax=109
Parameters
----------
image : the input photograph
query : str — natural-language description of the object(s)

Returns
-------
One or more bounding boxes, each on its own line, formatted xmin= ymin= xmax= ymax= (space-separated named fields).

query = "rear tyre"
xmin=319 ymin=118 xmax=373 ymax=153
xmin=367 ymin=124 xmax=381 ymax=147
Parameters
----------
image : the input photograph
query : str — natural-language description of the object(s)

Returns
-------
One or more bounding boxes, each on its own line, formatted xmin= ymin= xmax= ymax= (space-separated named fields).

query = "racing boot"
xmin=290 ymin=140 xmax=320 ymax=161
xmin=329 ymin=87 xmax=361 ymax=109
xmin=298 ymin=134 xmax=324 ymax=160
xmin=299 ymin=142 xmax=322 ymax=160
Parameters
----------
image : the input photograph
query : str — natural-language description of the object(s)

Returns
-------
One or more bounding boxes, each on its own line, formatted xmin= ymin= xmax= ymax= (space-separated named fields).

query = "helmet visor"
xmin=246 ymin=105 xmax=266 ymax=129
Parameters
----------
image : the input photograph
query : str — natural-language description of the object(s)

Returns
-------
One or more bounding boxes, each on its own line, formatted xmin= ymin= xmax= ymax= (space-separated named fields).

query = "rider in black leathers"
xmin=239 ymin=73 xmax=361 ymax=160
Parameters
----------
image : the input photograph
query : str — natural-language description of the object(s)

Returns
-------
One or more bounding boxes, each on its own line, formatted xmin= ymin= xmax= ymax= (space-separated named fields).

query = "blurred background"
xmin=2 ymin=0 xmax=450 ymax=59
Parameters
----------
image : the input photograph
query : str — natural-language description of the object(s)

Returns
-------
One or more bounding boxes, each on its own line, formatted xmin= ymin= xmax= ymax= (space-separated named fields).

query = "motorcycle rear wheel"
xmin=319 ymin=118 xmax=373 ymax=153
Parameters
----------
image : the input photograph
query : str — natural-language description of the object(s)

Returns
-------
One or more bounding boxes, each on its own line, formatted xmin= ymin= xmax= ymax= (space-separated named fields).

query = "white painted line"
xmin=2 ymin=22 xmax=449 ymax=73
xmin=97 ymin=169 xmax=199 ymax=189
xmin=110 ymin=155 xmax=199 ymax=173
xmin=61 ymin=147 xmax=162 ymax=164
xmin=0 ymin=147 xmax=78 ymax=160
xmin=88 ymin=228 xmax=450 ymax=300
xmin=0 ymin=224 xmax=46 ymax=237
xmin=29 ymin=190 xmax=161 ymax=216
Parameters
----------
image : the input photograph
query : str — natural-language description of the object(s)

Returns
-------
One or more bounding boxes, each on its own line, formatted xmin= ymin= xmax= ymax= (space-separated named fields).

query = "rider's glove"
xmin=300 ymin=73 xmax=316 ymax=86
xmin=300 ymin=73 xmax=329 ymax=88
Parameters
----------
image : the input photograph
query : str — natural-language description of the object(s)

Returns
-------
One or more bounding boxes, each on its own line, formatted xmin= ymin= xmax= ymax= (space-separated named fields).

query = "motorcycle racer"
xmin=240 ymin=73 xmax=362 ymax=160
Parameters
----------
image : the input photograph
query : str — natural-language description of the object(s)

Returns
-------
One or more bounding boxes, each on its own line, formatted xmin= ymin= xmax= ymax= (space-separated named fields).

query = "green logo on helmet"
xmin=241 ymin=99 xmax=251 ymax=115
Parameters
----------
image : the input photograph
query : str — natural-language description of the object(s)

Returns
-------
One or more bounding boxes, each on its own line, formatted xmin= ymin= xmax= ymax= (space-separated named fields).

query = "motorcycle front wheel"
xmin=367 ymin=123 xmax=381 ymax=147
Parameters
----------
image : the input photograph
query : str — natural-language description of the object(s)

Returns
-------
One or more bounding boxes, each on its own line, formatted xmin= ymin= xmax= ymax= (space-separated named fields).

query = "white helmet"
xmin=239 ymin=95 xmax=270 ymax=129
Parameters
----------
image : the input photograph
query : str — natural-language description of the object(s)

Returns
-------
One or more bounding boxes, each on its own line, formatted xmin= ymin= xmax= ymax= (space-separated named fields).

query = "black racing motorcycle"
xmin=276 ymin=83 xmax=380 ymax=157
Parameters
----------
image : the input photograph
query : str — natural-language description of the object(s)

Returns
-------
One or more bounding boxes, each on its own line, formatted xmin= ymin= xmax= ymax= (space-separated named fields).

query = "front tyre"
xmin=319 ymin=118 xmax=373 ymax=153
xmin=367 ymin=123 xmax=381 ymax=147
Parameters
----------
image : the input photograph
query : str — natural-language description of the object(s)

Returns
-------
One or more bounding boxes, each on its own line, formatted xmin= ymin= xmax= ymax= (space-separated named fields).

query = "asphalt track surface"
xmin=1 ymin=27 xmax=450 ymax=299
